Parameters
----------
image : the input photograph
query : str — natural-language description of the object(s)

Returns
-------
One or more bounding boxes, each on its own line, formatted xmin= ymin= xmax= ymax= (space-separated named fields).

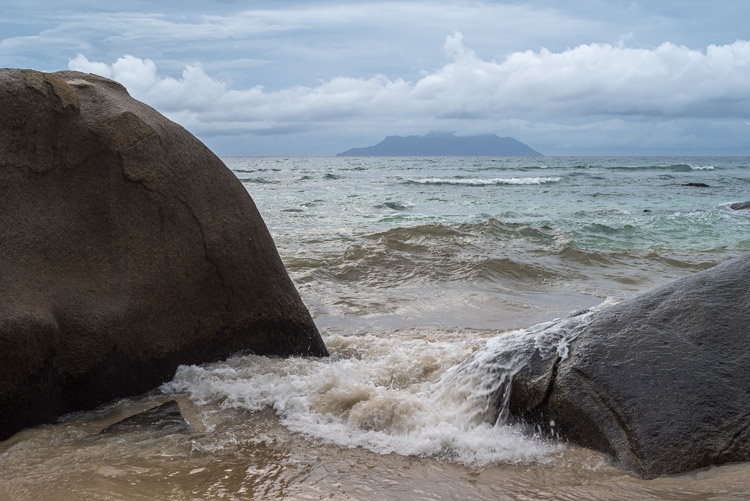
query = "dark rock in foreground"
xmin=730 ymin=201 xmax=750 ymax=210
xmin=0 ymin=69 xmax=327 ymax=441
xmin=100 ymin=400 xmax=191 ymax=435
xmin=337 ymin=131 xmax=542 ymax=156
xmin=508 ymin=254 xmax=750 ymax=478
xmin=681 ymin=182 xmax=711 ymax=188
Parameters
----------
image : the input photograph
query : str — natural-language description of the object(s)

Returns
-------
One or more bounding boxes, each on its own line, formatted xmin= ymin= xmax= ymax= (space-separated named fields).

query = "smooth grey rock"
xmin=730 ymin=201 xmax=750 ymax=210
xmin=508 ymin=254 xmax=750 ymax=478
xmin=0 ymin=69 xmax=327 ymax=441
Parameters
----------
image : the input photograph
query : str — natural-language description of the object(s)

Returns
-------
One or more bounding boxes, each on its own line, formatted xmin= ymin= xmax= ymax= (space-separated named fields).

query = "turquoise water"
xmin=229 ymin=156 xmax=749 ymax=250
xmin=227 ymin=155 xmax=750 ymax=329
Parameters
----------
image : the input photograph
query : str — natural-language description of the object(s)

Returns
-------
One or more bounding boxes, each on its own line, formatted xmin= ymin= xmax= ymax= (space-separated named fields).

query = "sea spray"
xmin=431 ymin=309 xmax=597 ymax=428
xmin=161 ymin=302 xmax=621 ymax=465
xmin=162 ymin=330 xmax=562 ymax=465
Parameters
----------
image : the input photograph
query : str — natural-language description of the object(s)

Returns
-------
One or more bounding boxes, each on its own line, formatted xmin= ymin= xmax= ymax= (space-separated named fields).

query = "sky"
xmin=2 ymin=0 xmax=749 ymax=156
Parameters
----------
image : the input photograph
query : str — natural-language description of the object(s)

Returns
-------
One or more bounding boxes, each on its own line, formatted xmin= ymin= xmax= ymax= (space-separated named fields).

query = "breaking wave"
xmin=404 ymin=177 xmax=561 ymax=186
xmin=434 ymin=308 xmax=600 ymax=426
xmin=609 ymin=164 xmax=715 ymax=172
xmin=162 ymin=325 xmax=569 ymax=465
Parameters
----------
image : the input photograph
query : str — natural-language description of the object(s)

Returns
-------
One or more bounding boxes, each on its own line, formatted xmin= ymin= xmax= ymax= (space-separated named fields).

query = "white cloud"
xmin=68 ymin=53 xmax=112 ymax=78
xmin=4 ymin=2 xmax=602 ymax=89
xmin=443 ymin=32 xmax=476 ymax=62
xmin=69 ymin=34 xmax=750 ymax=139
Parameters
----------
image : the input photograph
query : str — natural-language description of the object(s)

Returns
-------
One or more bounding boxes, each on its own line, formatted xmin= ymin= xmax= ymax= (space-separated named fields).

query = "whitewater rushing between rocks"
xmin=162 ymin=328 xmax=554 ymax=464
xmin=161 ymin=297 xmax=613 ymax=467
xmin=2 ymin=155 xmax=749 ymax=500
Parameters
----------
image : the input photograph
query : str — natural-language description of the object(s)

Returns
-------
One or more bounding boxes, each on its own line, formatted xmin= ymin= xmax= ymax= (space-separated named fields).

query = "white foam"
xmin=163 ymin=300 xmax=620 ymax=465
xmin=434 ymin=308 xmax=599 ymax=426
xmin=409 ymin=177 xmax=561 ymax=186
xmin=163 ymin=329 xmax=565 ymax=465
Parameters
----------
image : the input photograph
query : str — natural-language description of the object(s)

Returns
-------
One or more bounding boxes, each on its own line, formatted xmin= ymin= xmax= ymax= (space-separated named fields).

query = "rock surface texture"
xmin=508 ymin=254 xmax=750 ymax=478
xmin=0 ymin=69 xmax=327 ymax=441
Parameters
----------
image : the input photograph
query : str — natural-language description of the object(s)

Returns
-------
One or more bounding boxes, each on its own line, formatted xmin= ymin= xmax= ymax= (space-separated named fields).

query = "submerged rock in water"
xmin=681 ymin=182 xmax=711 ymax=187
xmin=507 ymin=254 xmax=750 ymax=478
xmin=0 ymin=69 xmax=327 ymax=441
xmin=730 ymin=201 xmax=750 ymax=210
xmin=100 ymin=400 xmax=191 ymax=435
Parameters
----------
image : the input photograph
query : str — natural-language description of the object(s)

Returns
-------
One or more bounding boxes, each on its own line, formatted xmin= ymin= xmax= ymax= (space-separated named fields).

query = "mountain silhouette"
xmin=337 ymin=132 xmax=542 ymax=156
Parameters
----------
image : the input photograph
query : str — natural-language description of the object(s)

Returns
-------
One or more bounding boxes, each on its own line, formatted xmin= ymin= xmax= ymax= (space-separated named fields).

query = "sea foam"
xmin=406 ymin=177 xmax=561 ymax=186
xmin=162 ymin=303 xmax=617 ymax=466
xmin=162 ymin=327 xmax=566 ymax=465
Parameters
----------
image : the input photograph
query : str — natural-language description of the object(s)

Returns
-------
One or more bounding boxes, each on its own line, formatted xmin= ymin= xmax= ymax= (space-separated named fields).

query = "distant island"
xmin=336 ymin=132 xmax=542 ymax=156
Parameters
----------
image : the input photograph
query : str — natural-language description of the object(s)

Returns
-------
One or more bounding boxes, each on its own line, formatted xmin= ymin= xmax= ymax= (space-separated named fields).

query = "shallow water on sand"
xmin=2 ymin=374 xmax=750 ymax=500
xmin=2 ymin=156 xmax=749 ymax=499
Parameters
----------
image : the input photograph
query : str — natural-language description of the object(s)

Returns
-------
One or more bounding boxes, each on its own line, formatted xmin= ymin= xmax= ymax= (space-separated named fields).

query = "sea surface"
xmin=2 ymin=156 xmax=750 ymax=500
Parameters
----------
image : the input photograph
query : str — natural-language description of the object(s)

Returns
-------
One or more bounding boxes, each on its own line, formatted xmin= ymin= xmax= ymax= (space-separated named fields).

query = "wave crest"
xmin=404 ymin=177 xmax=561 ymax=186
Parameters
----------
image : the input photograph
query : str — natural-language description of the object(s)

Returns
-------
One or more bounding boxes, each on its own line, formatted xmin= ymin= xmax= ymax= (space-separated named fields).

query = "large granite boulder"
xmin=0 ymin=69 xmax=327 ymax=441
xmin=507 ymin=254 xmax=750 ymax=478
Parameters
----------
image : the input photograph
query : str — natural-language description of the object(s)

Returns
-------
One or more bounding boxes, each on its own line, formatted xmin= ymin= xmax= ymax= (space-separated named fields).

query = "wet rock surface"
xmin=508 ymin=254 xmax=750 ymax=478
xmin=0 ymin=69 xmax=327 ymax=441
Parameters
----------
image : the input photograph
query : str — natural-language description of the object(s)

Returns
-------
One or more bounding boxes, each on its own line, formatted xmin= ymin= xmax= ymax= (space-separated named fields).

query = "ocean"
xmin=1 ymin=156 xmax=749 ymax=499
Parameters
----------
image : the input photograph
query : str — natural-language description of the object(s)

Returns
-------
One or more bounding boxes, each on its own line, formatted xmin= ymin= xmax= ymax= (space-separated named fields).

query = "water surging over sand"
xmin=162 ymin=324 xmax=566 ymax=465
xmin=161 ymin=301 xmax=609 ymax=467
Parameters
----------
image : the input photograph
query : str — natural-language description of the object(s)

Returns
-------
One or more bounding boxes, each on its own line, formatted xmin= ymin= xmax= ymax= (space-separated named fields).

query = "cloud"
xmin=443 ymin=32 xmax=476 ymax=62
xmin=416 ymin=37 xmax=750 ymax=119
xmin=67 ymin=53 xmax=112 ymax=78
xmin=5 ymin=2 xmax=605 ymax=88
xmin=69 ymin=34 xmax=750 ymax=139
